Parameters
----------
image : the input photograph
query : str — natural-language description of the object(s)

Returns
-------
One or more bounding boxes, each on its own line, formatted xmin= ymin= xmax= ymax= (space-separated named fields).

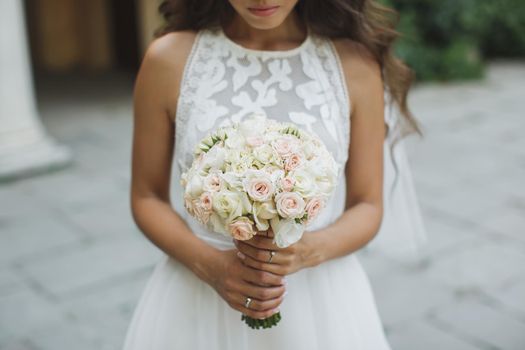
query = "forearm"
xmin=303 ymin=201 xmax=383 ymax=267
xmin=131 ymin=195 xmax=221 ymax=285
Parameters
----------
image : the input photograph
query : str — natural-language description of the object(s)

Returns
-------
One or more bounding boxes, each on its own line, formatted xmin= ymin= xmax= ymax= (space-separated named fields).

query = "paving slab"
xmin=0 ymin=62 xmax=524 ymax=350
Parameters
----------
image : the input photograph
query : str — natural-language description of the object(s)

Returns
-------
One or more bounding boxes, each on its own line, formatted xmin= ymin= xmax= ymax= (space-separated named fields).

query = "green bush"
xmin=383 ymin=0 xmax=525 ymax=81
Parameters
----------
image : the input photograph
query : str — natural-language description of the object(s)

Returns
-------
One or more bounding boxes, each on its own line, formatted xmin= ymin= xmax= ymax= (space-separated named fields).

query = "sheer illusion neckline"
xmin=216 ymin=24 xmax=312 ymax=57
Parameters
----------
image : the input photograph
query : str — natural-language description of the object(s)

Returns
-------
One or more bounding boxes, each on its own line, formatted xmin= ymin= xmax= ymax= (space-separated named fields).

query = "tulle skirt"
xmin=122 ymin=249 xmax=392 ymax=350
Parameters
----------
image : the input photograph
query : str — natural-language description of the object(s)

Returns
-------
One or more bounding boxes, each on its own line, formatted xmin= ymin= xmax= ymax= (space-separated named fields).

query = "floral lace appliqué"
xmin=230 ymin=58 xmax=293 ymax=123
xmin=174 ymin=27 xmax=351 ymax=175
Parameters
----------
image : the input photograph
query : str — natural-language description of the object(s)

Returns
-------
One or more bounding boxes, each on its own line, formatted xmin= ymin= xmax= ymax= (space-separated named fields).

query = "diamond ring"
xmin=244 ymin=296 xmax=252 ymax=309
xmin=268 ymin=250 xmax=276 ymax=263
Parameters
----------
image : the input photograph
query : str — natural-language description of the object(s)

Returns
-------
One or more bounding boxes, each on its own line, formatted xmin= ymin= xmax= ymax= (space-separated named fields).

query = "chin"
xmin=244 ymin=20 xmax=285 ymax=31
xmin=241 ymin=13 xmax=287 ymax=30
xmin=228 ymin=0 xmax=298 ymax=30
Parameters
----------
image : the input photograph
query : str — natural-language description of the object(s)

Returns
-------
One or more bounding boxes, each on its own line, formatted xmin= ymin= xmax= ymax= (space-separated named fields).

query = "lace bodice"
xmin=171 ymin=24 xmax=352 ymax=249
xmin=174 ymin=24 xmax=350 ymax=176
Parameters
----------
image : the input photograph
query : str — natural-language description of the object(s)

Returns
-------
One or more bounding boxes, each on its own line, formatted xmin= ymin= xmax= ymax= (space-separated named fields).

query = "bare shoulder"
xmin=137 ymin=30 xmax=198 ymax=121
xmin=144 ymin=30 xmax=197 ymax=66
xmin=331 ymin=38 xmax=383 ymax=111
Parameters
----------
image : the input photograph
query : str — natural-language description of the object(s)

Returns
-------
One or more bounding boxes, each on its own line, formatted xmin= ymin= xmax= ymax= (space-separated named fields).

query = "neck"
xmin=222 ymin=10 xmax=307 ymax=50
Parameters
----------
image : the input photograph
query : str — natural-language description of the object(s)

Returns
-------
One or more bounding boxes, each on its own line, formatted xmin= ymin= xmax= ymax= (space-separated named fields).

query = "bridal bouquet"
xmin=180 ymin=112 xmax=339 ymax=328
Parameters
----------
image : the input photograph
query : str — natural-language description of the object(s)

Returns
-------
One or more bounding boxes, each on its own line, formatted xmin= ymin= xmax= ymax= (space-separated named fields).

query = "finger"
xmin=241 ymin=264 xmax=284 ymax=287
xmin=240 ymin=281 xmax=286 ymax=300
xmin=237 ymin=234 xmax=277 ymax=250
xmin=231 ymin=299 xmax=281 ymax=320
xmin=236 ymin=240 xmax=277 ymax=263
xmin=233 ymin=292 xmax=284 ymax=313
xmin=238 ymin=251 xmax=287 ymax=276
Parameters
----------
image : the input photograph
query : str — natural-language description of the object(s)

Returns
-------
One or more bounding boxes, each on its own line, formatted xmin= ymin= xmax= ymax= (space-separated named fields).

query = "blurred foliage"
xmin=382 ymin=0 xmax=525 ymax=81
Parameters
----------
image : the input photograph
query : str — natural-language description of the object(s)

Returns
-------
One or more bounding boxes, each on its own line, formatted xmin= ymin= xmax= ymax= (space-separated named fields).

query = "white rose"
xmin=226 ymin=150 xmax=255 ymax=175
xmin=225 ymin=148 xmax=241 ymax=164
xmin=270 ymin=217 xmax=305 ymax=248
xmin=212 ymin=190 xmax=252 ymax=223
xmin=225 ymin=133 xmax=245 ymax=149
xmin=264 ymin=130 xmax=282 ymax=142
xmin=256 ymin=200 xmax=278 ymax=219
xmin=310 ymin=152 xmax=337 ymax=174
xmin=305 ymin=159 xmax=338 ymax=196
xmin=315 ymin=171 xmax=337 ymax=197
xmin=301 ymin=140 xmax=318 ymax=160
xmin=246 ymin=135 xmax=264 ymax=147
xmin=229 ymin=158 xmax=251 ymax=175
xmin=239 ymin=112 xmax=267 ymax=138
xmin=253 ymin=144 xmax=279 ymax=165
xmin=262 ymin=165 xmax=285 ymax=180
xmin=201 ymin=145 xmax=226 ymax=170
xmin=252 ymin=200 xmax=278 ymax=231
xmin=269 ymin=168 xmax=285 ymax=184
xmin=288 ymin=169 xmax=318 ymax=198
xmin=219 ymin=171 xmax=244 ymax=191
xmin=186 ymin=174 xmax=204 ymax=197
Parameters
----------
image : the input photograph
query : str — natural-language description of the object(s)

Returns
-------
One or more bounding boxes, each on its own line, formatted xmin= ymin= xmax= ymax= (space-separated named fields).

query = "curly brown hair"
xmin=153 ymin=0 xmax=423 ymax=192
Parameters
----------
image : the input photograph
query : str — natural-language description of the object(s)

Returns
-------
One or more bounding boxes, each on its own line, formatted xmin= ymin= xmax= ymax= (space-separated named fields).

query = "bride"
xmin=124 ymin=0 xmax=424 ymax=348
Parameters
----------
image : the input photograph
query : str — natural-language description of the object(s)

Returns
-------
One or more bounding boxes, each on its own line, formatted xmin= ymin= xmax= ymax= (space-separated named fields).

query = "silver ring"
xmin=244 ymin=297 xmax=252 ymax=309
xmin=268 ymin=250 xmax=276 ymax=263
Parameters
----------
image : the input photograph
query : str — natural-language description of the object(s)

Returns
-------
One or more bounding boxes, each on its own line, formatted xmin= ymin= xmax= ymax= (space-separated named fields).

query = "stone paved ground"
xmin=0 ymin=62 xmax=524 ymax=350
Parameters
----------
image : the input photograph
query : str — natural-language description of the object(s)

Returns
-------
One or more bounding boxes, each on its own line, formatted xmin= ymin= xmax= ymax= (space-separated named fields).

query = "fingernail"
xmin=282 ymin=278 xmax=288 ymax=286
xmin=283 ymin=291 xmax=288 ymax=298
xmin=237 ymin=251 xmax=245 ymax=260
xmin=273 ymin=308 xmax=280 ymax=314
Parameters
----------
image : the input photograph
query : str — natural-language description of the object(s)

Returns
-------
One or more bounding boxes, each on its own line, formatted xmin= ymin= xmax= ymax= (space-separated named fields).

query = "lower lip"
xmin=248 ymin=6 xmax=279 ymax=17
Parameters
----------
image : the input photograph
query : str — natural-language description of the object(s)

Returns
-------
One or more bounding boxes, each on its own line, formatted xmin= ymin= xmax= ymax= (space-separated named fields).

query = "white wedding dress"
xmin=122 ymin=24 xmax=427 ymax=350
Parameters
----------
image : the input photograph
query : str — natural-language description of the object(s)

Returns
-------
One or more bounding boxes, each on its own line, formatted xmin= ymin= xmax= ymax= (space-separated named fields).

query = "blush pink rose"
xmin=193 ymin=197 xmax=212 ymax=225
xmin=275 ymin=191 xmax=306 ymax=219
xmin=245 ymin=177 xmax=275 ymax=202
xmin=280 ymin=176 xmax=295 ymax=191
xmin=305 ymin=196 xmax=325 ymax=224
xmin=203 ymin=173 xmax=221 ymax=192
xmin=183 ymin=193 xmax=195 ymax=215
xmin=271 ymin=136 xmax=298 ymax=157
xmin=284 ymin=153 xmax=303 ymax=171
xmin=228 ymin=216 xmax=256 ymax=240
xmin=199 ymin=192 xmax=213 ymax=211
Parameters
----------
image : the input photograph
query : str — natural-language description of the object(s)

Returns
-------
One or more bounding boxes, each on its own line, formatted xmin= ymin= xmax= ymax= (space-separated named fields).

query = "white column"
xmin=0 ymin=0 xmax=72 ymax=181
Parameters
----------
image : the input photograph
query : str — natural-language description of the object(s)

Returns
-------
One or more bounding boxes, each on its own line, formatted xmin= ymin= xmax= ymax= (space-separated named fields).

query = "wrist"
xmin=301 ymin=230 xmax=327 ymax=268
xmin=189 ymin=244 xmax=222 ymax=286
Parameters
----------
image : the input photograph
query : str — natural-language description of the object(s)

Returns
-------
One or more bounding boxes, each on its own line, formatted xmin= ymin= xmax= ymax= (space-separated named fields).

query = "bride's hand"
xmin=234 ymin=228 xmax=313 ymax=276
xmin=209 ymin=249 xmax=286 ymax=320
